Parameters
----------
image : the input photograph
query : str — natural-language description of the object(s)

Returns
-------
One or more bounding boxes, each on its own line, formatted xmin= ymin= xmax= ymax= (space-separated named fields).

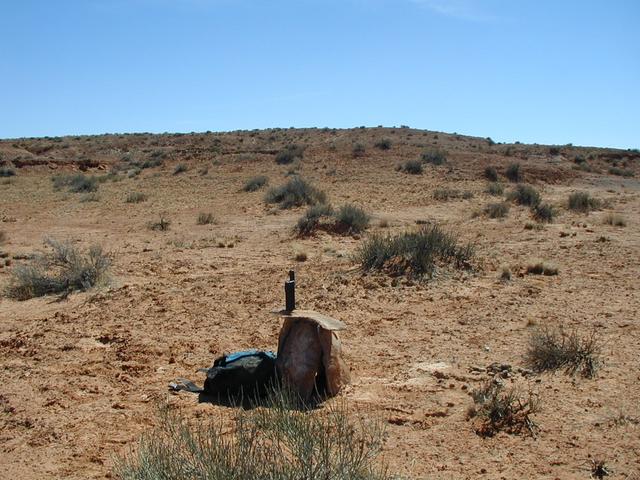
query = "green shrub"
xmin=295 ymin=203 xmax=334 ymax=236
xmin=484 ymin=202 xmax=510 ymax=218
xmin=374 ymin=138 xmax=392 ymax=150
xmin=400 ymin=159 xmax=423 ymax=174
xmin=52 ymin=173 xmax=99 ymax=193
xmin=357 ymin=224 xmax=473 ymax=279
xmin=508 ymin=184 xmax=541 ymax=207
xmin=243 ymin=175 xmax=268 ymax=192
xmin=486 ymin=182 xmax=504 ymax=196
xmin=532 ymin=203 xmax=555 ymax=223
xmin=421 ymin=149 xmax=447 ymax=165
xmin=505 ymin=163 xmax=523 ymax=182
xmin=173 ymin=163 xmax=188 ymax=175
xmin=484 ymin=166 xmax=498 ymax=181
xmin=5 ymin=238 xmax=110 ymax=300
xmin=334 ymin=204 xmax=370 ymax=234
xmin=126 ymin=192 xmax=147 ymax=203
xmin=275 ymin=144 xmax=305 ymax=164
xmin=265 ymin=177 xmax=327 ymax=209
xmin=0 ymin=167 xmax=16 ymax=177
xmin=197 ymin=213 xmax=215 ymax=225
xmin=115 ymin=391 xmax=390 ymax=480
xmin=568 ymin=191 xmax=600 ymax=212
xmin=608 ymin=166 xmax=634 ymax=177
xmin=526 ymin=327 xmax=601 ymax=378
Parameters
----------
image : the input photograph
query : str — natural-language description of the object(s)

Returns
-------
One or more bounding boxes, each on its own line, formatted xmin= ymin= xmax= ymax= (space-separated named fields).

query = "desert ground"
xmin=0 ymin=127 xmax=638 ymax=479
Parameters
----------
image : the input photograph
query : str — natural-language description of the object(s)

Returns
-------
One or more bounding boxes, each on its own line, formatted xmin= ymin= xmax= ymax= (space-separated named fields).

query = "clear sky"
xmin=1 ymin=0 xmax=638 ymax=148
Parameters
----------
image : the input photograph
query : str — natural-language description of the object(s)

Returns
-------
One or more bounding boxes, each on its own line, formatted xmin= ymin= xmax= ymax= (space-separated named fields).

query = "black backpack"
xmin=203 ymin=350 xmax=277 ymax=400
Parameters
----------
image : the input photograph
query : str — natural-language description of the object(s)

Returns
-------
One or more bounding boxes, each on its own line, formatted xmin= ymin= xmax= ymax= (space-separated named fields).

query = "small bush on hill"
xmin=608 ymin=166 xmax=634 ymax=177
xmin=352 ymin=143 xmax=366 ymax=157
xmin=421 ymin=149 xmax=447 ymax=165
xmin=508 ymin=184 xmax=541 ymax=207
xmin=295 ymin=203 xmax=334 ymax=236
xmin=275 ymin=144 xmax=305 ymax=164
xmin=484 ymin=202 xmax=510 ymax=218
xmin=5 ymin=238 xmax=110 ymax=300
xmin=334 ymin=204 xmax=370 ymax=234
xmin=374 ymin=138 xmax=392 ymax=150
xmin=52 ymin=173 xmax=99 ymax=193
xmin=484 ymin=166 xmax=498 ymax=181
xmin=505 ymin=163 xmax=523 ymax=182
xmin=568 ymin=191 xmax=600 ymax=212
xmin=357 ymin=224 xmax=473 ymax=279
xmin=525 ymin=261 xmax=558 ymax=276
xmin=603 ymin=213 xmax=626 ymax=227
xmin=173 ymin=163 xmax=188 ymax=175
xmin=486 ymin=182 xmax=504 ymax=196
xmin=265 ymin=177 xmax=327 ymax=209
xmin=400 ymin=160 xmax=423 ymax=174
xmin=149 ymin=215 xmax=171 ymax=231
xmin=532 ymin=203 xmax=555 ymax=223
xmin=243 ymin=175 xmax=268 ymax=192
xmin=433 ymin=188 xmax=461 ymax=201
xmin=197 ymin=213 xmax=215 ymax=225
xmin=126 ymin=192 xmax=147 ymax=203
xmin=526 ymin=327 xmax=602 ymax=378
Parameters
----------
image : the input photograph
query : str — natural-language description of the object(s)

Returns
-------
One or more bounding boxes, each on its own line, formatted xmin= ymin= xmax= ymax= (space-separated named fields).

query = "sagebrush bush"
xmin=275 ymin=144 xmax=305 ymax=164
xmin=526 ymin=327 xmax=602 ymax=378
xmin=352 ymin=143 xmax=366 ymax=157
xmin=0 ymin=167 xmax=16 ymax=177
xmin=608 ymin=166 xmax=634 ymax=177
xmin=115 ymin=391 xmax=391 ymax=480
xmin=468 ymin=382 xmax=538 ymax=437
xmin=126 ymin=192 xmax=147 ymax=203
xmin=173 ymin=163 xmax=188 ymax=175
xmin=484 ymin=166 xmax=498 ymax=181
xmin=52 ymin=173 xmax=98 ymax=193
xmin=509 ymin=184 xmax=541 ymax=207
xmin=486 ymin=182 xmax=504 ymax=196
xmin=197 ymin=213 xmax=215 ymax=225
xmin=532 ymin=203 xmax=555 ymax=223
xmin=400 ymin=160 xmax=423 ymax=174
xmin=243 ymin=175 xmax=268 ymax=192
xmin=357 ymin=224 xmax=473 ymax=278
xmin=5 ymin=238 xmax=110 ymax=300
xmin=149 ymin=215 xmax=171 ymax=231
xmin=374 ymin=138 xmax=392 ymax=150
xmin=295 ymin=204 xmax=334 ymax=236
xmin=505 ymin=163 xmax=523 ymax=182
xmin=484 ymin=202 xmax=510 ymax=218
xmin=265 ymin=177 xmax=327 ymax=209
xmin=334 ymin=204 xmax=370 ymax=234
xmin=421 ymin=149 xmax=447 ymax=165
xmin=568 ymin=191 xmax=600 ymax=212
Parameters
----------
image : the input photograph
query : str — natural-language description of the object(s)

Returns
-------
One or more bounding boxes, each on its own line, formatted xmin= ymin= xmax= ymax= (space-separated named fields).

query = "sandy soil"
xmin=1 ymin=128 xmax=639 ymax=479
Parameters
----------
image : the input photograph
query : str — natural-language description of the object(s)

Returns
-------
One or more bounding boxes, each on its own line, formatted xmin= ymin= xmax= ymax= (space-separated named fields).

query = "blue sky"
xmin=1 ymin=0 xmax=638 ymax=148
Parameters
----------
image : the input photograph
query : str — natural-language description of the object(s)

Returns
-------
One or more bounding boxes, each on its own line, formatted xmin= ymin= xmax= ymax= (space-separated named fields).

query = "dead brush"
xmin=468 ymin=381 xmax=539 ymax=437
xmin=526 ymin=327 xmax=602 ymax=378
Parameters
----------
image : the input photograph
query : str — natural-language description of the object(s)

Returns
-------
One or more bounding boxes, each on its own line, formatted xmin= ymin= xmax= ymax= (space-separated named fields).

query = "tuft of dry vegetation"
xmin=525 ymin=261 xmax=558 ymax=276
xmin=243 ymin=175 xmax=268 ymax=192
xmin=126 ymin=192 xmax=147 ymax=203
xmin=374 ymin=138 xmax=392 ymax=150
xmin=468 ymin=381 xmax=539 ymax=437
xmin=173 ymin=163 xmax=188 ymax=175
xmin=421 ymin=148 xmax=447 ymax=165
xmin=115 ymin=392 xmax=390 ymax=480
xmin=265 ymin=177 xmax=327 ymax=209
xmin=505 ymin=162 xmax=523 ymax=182
xmin=357 ymin=224 xmax=473 ymax=279
xmin=532 ymin=203 xmax=556 ymax=223
xmin=275 ymin=144 xmax=305 ymax=164
xmin=602 ymin=213 xmax=626 ymax=227
xmin=399 ymin=159 xmax=423 ymax=174
xmin=484 ymin=202 xmax=510 ymax=219
xmin=52 ymin=173 xmax=98 ymax=193
xmin=196 ymin=212 xmax=216 ymax=225
xmin=526 ymin=327 xmax=602 ymax=378
xmin=484 ymin=166 xmax=498 ymax=181
xmin=608 ymin=166 xmax=634 ymax=177
xmin=568 ymin=191 xmax=600 ymax=212
xmin=296 ymin=203 xmax=369 ymax=236
xmin=508 ymin=184 xmax=541 ymax=207
xmin=486 ymin=182 xmax=504 ymax=196
xmin=149 ymin=215 xmax=171 ymax=231
xmin=5 ymin=238 xmax=110 ymax=301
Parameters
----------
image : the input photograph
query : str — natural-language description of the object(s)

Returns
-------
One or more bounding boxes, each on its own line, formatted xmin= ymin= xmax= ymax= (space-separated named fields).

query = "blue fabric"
xmin=225 ymin=350 xmax=276 ymax=364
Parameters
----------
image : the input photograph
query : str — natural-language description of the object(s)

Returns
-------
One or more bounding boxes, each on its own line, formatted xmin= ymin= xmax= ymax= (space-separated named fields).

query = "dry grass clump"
xmin=243 ymin=175 xmax=268 ymax=192
xmin=197 ymin=213 xmax=216 ymax=225
xmin=486 ymin=182 xmax=504 ymax=196
xmin=603 ymin=213 xmax=626 ymax=227
xmin=421 ymin=148 xmax=447 ymax=165
xmin=5 ymin=238 xmax=110 ymax=300
xmin=433 ymin=188 xmax=460 ymax=201
xmin=526 ymin=327 xmax=602 ymax=378
xmin=52 ymin=173 xmax=99 ymax=193
xmin=126 ymin=192 xmax=147 ymax=203
xmin=532 ymin=203 xmax=556 ymax=223
xmin=484 ymin=166 xmax=498 ymax=181
xmin=275 ymin=144 xmax=305 ymax=164
xmin=468 ymin=381 xmax=539 ymax=437
xmin=568 ymin=191 xmax=600 ymax=212
xmin=357 ymin=224 xmax=474 ymax=279
xmin=374 ymin=138 xmax=392 ymax=150
xmin=114 ymin=392 xmax=391 ymax=480
xmin=399 ymin=159 xmax=423 ymax=174
xmin=173 ymin=163 xmax=188 ymax=175
xmin=525 ymin=261 xmax=558 ymax=276
xmin=265 ymin=177 xmax=327 ymax=209
xmin=608 ymin=166 xmax=634 ymax=177
xmin=352 ymin=143 xmax=366 ymax=157
xmin=508 ymin=184 xmax=541 ymax=207
xmin=505 ymin=162 xmax=523 ymax=182
xmin=296 ymin=204 xmax=370 ymax=236
xmin=484 ymin=202 xmax=510 ymax=219
xmin=499 ymin=265 xmax=512 ymax=281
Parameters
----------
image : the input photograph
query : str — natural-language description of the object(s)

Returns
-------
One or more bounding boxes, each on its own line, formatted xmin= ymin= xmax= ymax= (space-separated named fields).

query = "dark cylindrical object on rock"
xmin=285 ymin=270 xmax=295 ymax=311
